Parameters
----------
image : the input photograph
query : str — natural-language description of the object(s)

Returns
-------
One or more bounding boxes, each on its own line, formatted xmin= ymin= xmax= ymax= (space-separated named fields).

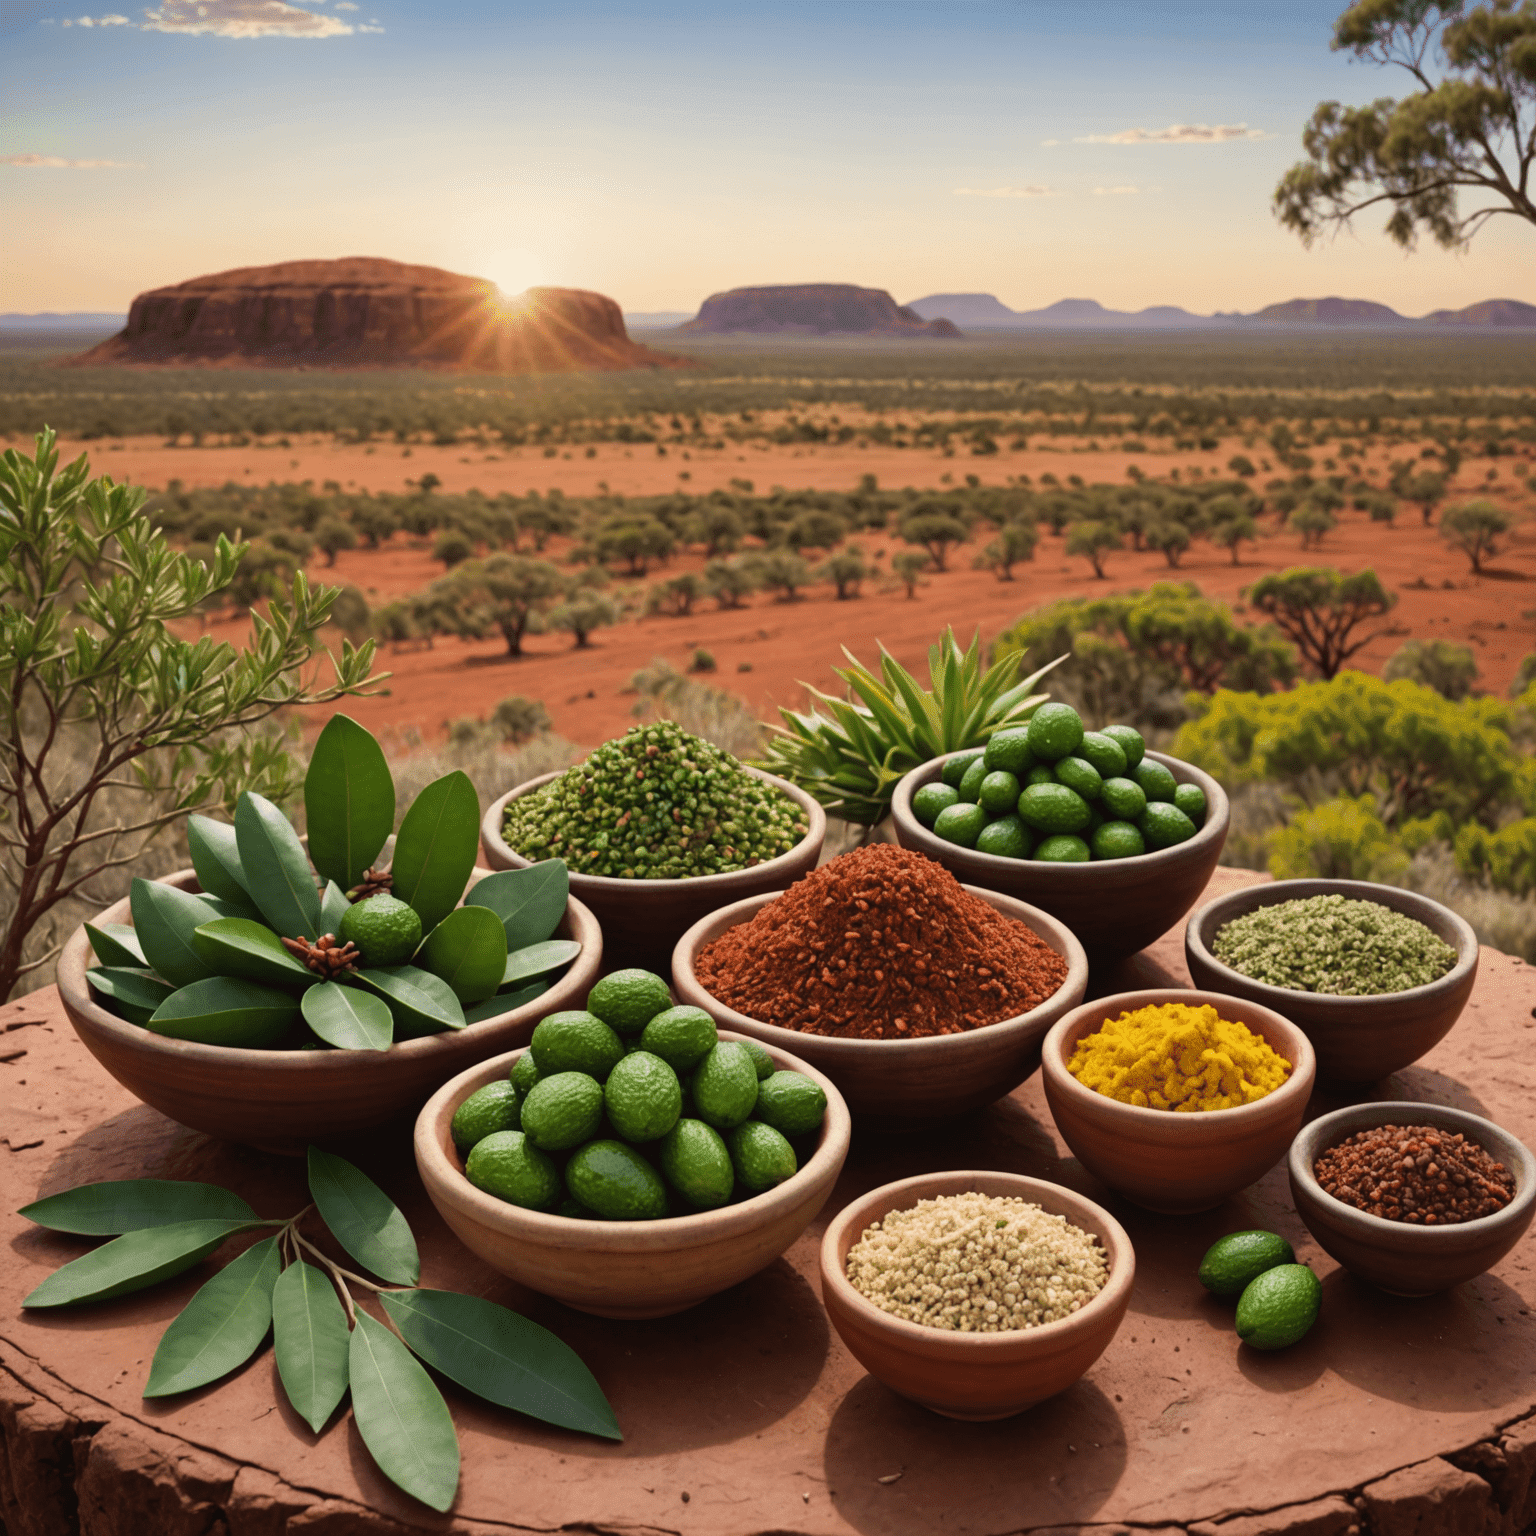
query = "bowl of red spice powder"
xmin=1288 ymin=1103 xmax=1535 ymax=1296
xmin=671 ymin=844 xmax=1089 ymax=1129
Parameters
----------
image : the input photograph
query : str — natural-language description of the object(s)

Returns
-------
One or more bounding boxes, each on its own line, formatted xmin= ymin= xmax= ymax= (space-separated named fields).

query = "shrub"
xmin=817 ymin=548 xmax=867 ymax=599
xmin=1440 ymin=499 xmax=1513 ymax=573
xmin=1244 ymin=567 xmax=1397 ymax=679
xmin=1065 ymin=519 xmax=1122 ymax=579
xmin=891 ymin=549 xmax=929 ymax=598
xmin=702 ymin=557 xmax=758 ymax=610
xmin=491 ymin=695 xmax=552 ymax=744
xmin=644 ymin=572 xmax=704 ymax=617
xmin=1382 ymin=639 xmax=1480 ymax=700
xmin=1265 ymin=794 xmax=1411 ymax=882
xmin=546 ymin=593 xmax=620 ymax=648
xmin=689 ymin=647 xmax=717 ymax=673
xmin=898 ymin=508 xmax=968 ymax=571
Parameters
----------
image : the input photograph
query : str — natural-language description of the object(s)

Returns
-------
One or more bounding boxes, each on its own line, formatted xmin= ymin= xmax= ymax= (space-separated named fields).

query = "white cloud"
xmin=333 ymin=1 xmax=358 ymax=8
xmin=1040 ymin=139 xmax=1060 ymax=147
xmin=1074 ymin=123 xmax=1272 ymax=145
xmin=140 ymin=0 xmax=355 ymax=37
xmin=954 ymin=185 xmax=1052 ymax=199
xmin=1093 ymin=185 xmax=1139 ymax=195
xmin=1 ymin=152 xmax=139 ymax=167
xmin=358 ymin=20 xmax=382 ymax=29
xmin=61 ymin=13 xmax=132 ymax=23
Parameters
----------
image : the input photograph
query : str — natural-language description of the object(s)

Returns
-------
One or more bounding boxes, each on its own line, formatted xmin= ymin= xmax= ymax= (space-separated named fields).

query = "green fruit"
xmin=752 ymin=1070 xmax=828 ymax=1137
xmin=941 ymin=750 xmax=984 ymax=788
xmin=565 ymin=1139 xmax=669 ymax=1220
xmin=1090 ymin=821 xmax=1146 ymax=860
xmin=1076 ymin=730 xmax=1128 ymax=779
xmin=510 ymin=1052 xmax=542 ymax=1096
xmin=639 ymin=1005 xmax=719 ymax=1073
xmin=1100 ymin=775 xmax=1148 ymax=821
xmin=465 ymin=1131 xmax=561 ymax=1211
xmin=1083 ymin=804 xmax=1105 ymax=834
xmin=657 ymin=1119 xmax=735 ymax=1209
xmin=978 ymin=770 xmax=1022 ymax=815
xmin=691 ymin=1041 xmax=760 ymax=1129
xmin=957 ymin=756 xmax=989 ymax=804
xmin=740 ymin=1039 xmax=776 ymax=1080
xmin=451 ymin=1081 xmax=521 ymax=1152
xmin=933 ymin=802 xmax=988 ymax=848
xmin=1101 ymin=724 xmax=1146 ymax=768
xmin=1174 ymin=782 xmax=1208 ymax=825
xmin=556 ymin=1197 xmax=591 ymax=1220
xmin=530 ymin=1010 xmax=625 ymax=1080
xmin=983 ymin=728 xmax=1036 ymax=775
xmin=338 ymin=894 xmax=422 ymax=967
xmin=520 ymin=1071 xmax=604 ymax=1151
xmin=603 ymin=1051 xmax=683 ymax=1143
xmin=975 ymin=814 xmax=1032 ymax=859
xmin=1133 ymin=757 xmax=1178 ymax=804
xmin=912 ymin=782 xmax=960 ymax=827
xmin=1022 ymin=764 xmax=1056 ymax=788
xmin=1139 ymin=801 xmax=1198 ymax=850
xmin=1235 ymin=1263 xmax=1322 ymax=1350
xmin=727 ymin=1121 xmax=798 ymax=1193
xmin=1017 ymin=782 xmax=1091 ymax=834
xmin=1053 ymin=755 xmax=1102 ymax=802
xmin=1198 ymin=1230 xmax=1296 ymax=1297
xmin=586 ymin=969 xmax=673 ymax=1036
xmin=1026 ymin=702 xmax=1084 ymax=762
xmin=1034 ymin=834 xmax=1091 ymax=863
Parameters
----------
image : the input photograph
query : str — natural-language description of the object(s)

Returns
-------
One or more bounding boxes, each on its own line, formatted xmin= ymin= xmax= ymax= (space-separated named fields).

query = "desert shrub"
xmin=898 ymin=506 xmax=968 ymax=570
xmin=702 ymin=556 xmax=759 ymax=610
xmin=432 ymin=529 xmax=475 ymax=568
xmin=891 ymin=549 xmax=929 ymax=597
xmin=689 ymin=647 xmax=717 ymax=673
xmin=628 ymin=658 xmax=761 ymax=757
xmin=974 ymin=521 xmax=1038 ymax=580
xmin=1265 ymin=794 xmax=1412 ymax=883
xmin=491 ymin=694 xmax=552 ymax=743
xmin=817 ymin=548 xmax=867 ymax=599
xmin=546 ymin=593 xmax=620 ymax=648
xmin=594 ymin=517 xmax=674 ymax=575
xmin=1440 ymin=499 xmax=1513 ymax=573
xmin=1065 ymin=519 xmax=1121 ymax=578
xmin=645 ymin=572 xmax=704 ymax=617
xmin=1382 ymin=638 xmax=1480 ymax=700
xmin=746 ymin=550 xmax=811 ymax=601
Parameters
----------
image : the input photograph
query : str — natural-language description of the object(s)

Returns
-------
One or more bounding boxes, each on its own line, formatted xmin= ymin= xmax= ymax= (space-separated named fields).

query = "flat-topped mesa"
xmin=680 ymin=283 xmax=961 ymax=337
xmin=69 ymin=257 xmax=687 ymax=372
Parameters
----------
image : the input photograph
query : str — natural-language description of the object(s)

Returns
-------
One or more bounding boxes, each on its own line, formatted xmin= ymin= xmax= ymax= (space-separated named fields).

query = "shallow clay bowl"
xmin=819 ymin=1170 xmax=1135 ymax=1420
xmin=891 ymin=749 xmax=1229 ymax=967
xmin=481 ymin=767 xmax=826 ymax=972
xmin=1185 ymin=878 xmax=1480 ymax=1083
xmin=57 ymin=868 xmax=602 ymax=1155
xmin=1289 ymin=1102 xmax=1536 ymax=1296
xmin=1041 ymin=988 xmax=1316 ymax=1214
xmin=416 ymin=1031 xmax=851 ymax=1319
xmin=671 ymin=886 xmax=1089 ymax=1130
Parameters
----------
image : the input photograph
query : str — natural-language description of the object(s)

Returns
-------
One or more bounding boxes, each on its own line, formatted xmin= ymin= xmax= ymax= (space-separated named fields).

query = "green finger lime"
xmin=1022 ymin=764 xmax=1056 ymax=789
xmin=1100 ymin=775 xmax=1148 ymax=821
xmin=1026 ymin=703 xmax=1084 ymax=762
xmin=739 ymin=1038 xmax=777 ymax=1080
xmin=657 ymin=1119 xmax=735 ymax=1210
xmin=465 ymin=1130 xmax=562 ymax=1211
xmin=639 ymin=1005 xmax=719 ymax=1073
xmin=451 ymin=1081 xmax=521 ymax=1153
xmin=1053 ymin=755 xmax=1102 ymax=801
xmin=530 ymin=1011 xmax=625 ymax=1080
xmin=1077 ymin=730 xmax=1128 ymax=779
xmin=691 ymin=1041 xmax=759 ymax=1129
xmin=975 ymin=815 xmax=1032 ymax=859
xmin=978 ymin=770 xmax=1022 ymax=814
xmin=338 ymin=894 xmax=422 ymax=967
xmin=727 ymin=1121 xmax=798 ymax=1193
xmin=1139 ymin=801 xmax=1198 ymax=850
xmin=957 ymin=756 xmax=989 ymax=803
xmin=510 ymin=1052 xmax=542 ymax=1096
xmin=1101 ymin=724 xmax=1146 ymax=768
xmin=1090 ymin=820 xmax=1146 ymax=859
xmin=753 ymin=1070 xmax=828 ymax=1137
xmin=603 ymin=1050 xmax=683 ymax=1143
xmin=520 ymin=1071 xmax=605 ymax=1151
xmin=1133 ymin=758 xmax=1178 ymax=804
xmin=934 ymin=802 xmax=988 ymax=848
xmin=941 ymin=750 xmax=984 ymax=788
xmin=1198 ymin=1230 xmax=1296 ymax=1297
xmin=983 ymin=728 xmax=1036 ymax=775
xmin=1174 ymin=782 xmax=1208 ymax=825
xmin=1235 ymin=1264 xmax=1321 ymax=1350
xmin=1017 ymin=782 xmax=1091 ymax=834
xmin=912 ymin=782 xmax=960 ymax=827
xmin=1034 ymin=834 xmax=1091 ymax=863
xmin=586 ymin=969 xmax=674 ymax=1036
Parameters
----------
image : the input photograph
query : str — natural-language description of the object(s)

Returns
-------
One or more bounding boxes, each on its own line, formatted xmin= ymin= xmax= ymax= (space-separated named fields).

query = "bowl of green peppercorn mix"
xmin=480 ymin=723 xmax=825 ymax=969
xmin=1185 ymin=879 xmax=1479 ymax=1082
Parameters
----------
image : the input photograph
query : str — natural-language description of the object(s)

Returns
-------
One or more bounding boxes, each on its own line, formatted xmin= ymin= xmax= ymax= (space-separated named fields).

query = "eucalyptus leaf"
xmin=129 ymin=879 xmax=223 ymax=988
xmin=85 ymin=921 xmax=146 ymax=968
xmin=193 ymin=918 xmax=316 ymax=991
xmin=186 ymin=815 xmax=255 ymax=907
xmin=461 ymin=978 xmax=547 ymax=1024
xmin=352 ymin=965 xmax=465 ymax=1038
xmin=320 ymin=880 xmax=351 ymax=935
xmin=301 ymin=982 xmax=393 ymax=1051
xmin=501 ymin=939 xmax=581 ymax=989
xmin=235 ymin=791 xmax=323 ymax=941
xmin=390 ymin=770 xmax=480 ymax=935
xmin=271 ymin=1259 xmax=350 ymax=1434
xmin=22 ymin=1218 xmax=263 ymax=1308
xmin=465 ymin=862 xmax=569 ymax=950
xmin=305 ymin=713 xmax=396 ymax=892
xmin=20 ymin=1179 xmax=257 ymax=1236
xmin=380 ymin=1288 xmax=621 ymax=1441
xmin=87 ymin=967 xmax=175 ymax=1026
xmin=144 ymin=1235 xmax=282 ymax=1397
xmin=348 ymin=1310 xmax=459 ymax=1513
xmin=306 ymin=1147 xmax=420 ymax=1285
xmin=148 ymin=977 xmax=301 ymax=1049
xmin=417 ymin=906 xmax=506 ymax=1005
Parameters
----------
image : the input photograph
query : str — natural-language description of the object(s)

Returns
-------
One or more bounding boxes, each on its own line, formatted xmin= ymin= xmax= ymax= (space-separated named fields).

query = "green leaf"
xmin=417 ymin=907 xmax=506 ymax=1005
xmin=192 ymin=918 xmax=316 ymax=990
xmin=306 ymin=1147 xmax=419 ymax=1285
xmin=380 ymin=1289 xmax=621 ymax=1442
xmin=352 ymin=965 xmax=465 ymax=1037
xmin=144 ymin=1236 xmax=282 ymax=1397
xmin=235 ymin=791 xmax=323 ymax=941
xmin=304 ymin=713 xmax=396 ymax=892
xmin=464 ymin=863 xmax=569 ymax=950
xmin=185 ymin=815 xmax=255 ymax=908
xmin=148 ymin=976 xmax=301 ymax=1048
xmin=85 ymin=921 xmax=146 ymax=968
xmin=320 ymin=880 xmax=351 ymax=935
xmin=20 ymin=1179 xmax=257 ymax=1235
xmin=348 ymin=1310 xmax=459 ymax=1513
xmin=271 ymin=1259 xmax=350 ymax=1434
xmin=461 ymin=979 xmax=547 ymax=1024
xmin=500 ymin=939 xmax=581 ymax=988
xmin=129 ymin=878 xmax=223 ymax=988
xmin=86 ymin=966 xmax=176 ymax=1026
xmin=390 ymin=770 xmax=480 ymax=934
xmin=23 ymin=1218 xmax=263 ymax=1308
xmin=301 ymin=982 xmax=393 ymax=1051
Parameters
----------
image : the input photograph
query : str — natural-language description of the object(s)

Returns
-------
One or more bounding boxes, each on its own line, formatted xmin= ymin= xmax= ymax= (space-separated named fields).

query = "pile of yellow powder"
xmin=1066 ymin=1001 xmax=1291 ymax=1112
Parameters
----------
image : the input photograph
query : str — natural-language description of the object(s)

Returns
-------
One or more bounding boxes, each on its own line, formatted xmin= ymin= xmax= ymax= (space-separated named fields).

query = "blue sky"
xmin=2 ymin=0 xmax=1529 ymax=314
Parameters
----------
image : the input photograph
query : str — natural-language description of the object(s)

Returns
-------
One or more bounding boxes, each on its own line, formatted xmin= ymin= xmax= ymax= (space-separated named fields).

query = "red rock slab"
xmin=2 ymin=868 xmax=1535 ymax=1536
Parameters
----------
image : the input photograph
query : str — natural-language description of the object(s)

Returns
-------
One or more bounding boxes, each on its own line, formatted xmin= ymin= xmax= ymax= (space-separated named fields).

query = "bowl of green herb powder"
xmin=1185 ymin=880 xmax=1478 ymax=1082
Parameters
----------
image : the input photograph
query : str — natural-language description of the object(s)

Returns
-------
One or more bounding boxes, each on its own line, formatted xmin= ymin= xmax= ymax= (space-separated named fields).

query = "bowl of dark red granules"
xmin=1289 ymin=1104 xmax=1535 ymax=1295
xmin=670 ymin=844 xmax=1089 ymax=1129
xmin=1185 ymin=879 xmax=1479 ymax=1082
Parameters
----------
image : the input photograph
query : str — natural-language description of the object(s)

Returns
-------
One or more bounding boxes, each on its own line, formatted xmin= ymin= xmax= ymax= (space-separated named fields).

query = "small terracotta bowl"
xmin=416 ymin=1031 xmax=851 ymax=1318
xmin=819 ymin=1170 xmax=1135 ymax=1420
xmin=1185 ymin=878 xmax=1480 ymax=1083
xmin=1041 ymin=989 xmax=1316 ymax=1214
xmin=480 ymin=767 xmax=826 ymax=972
xmin=890 ymin=749 xmax=1229 ymax=966
xmin=57 ymin=868 xmax=602 ymax=1155
xmin=1289 ymin=1102 xmax=1536 ymax=1295
xmin=671 ymin=886 xmax=1089 ymax=1130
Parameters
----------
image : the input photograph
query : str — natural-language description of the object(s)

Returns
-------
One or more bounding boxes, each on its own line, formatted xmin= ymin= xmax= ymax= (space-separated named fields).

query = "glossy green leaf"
xmin=501 ymin=939 xmax=581 ymax=988
xmin=390 ymin=771 xmax=479 ymax=935
xmin=85 ymin=921 xmax=146 ymax=968
xmin=86 ymin=967 xmax=175 ymax=1026
xmin=235 ymin=791 xmax=322 ymax=941
xmin=462 ymin=978 xmax=547 ymax=1024
xmin=22 ymin=1218 xmax=262 ymax=1308
xmin=301 ymin=982 xmax=393 ymax=1051
xmin=465 ymin=863 xmax=568 ymax=950
xmin=349 ymin=1310 xmax=459 ymax=1513
xmin=192 ymin=918 xmax=316 ymax=990
xmin=186 ymin=816 xmax=255 ymax=908
xmin=271 ymin=1259 xmax=350 ymax=1433
xmin=129 ymin=879 xmax=223 ymax=988
xmin=417 ymin=906 xmax=506 ymax=1005
xmin=304 ymin=714 xmax=396 ymax=892
xmin=380 ymin=1288 xmax=621 ymax=1441
xmin=352 ymin=966 xmax=465 ymax=1038
xmin=144 ymin=1236 xmax=282 ymax=1397
xmin=320 ymin=880 xmax=351 ymax=935
xmin=20 ymin=1179 xmax=256 ymax=1236
xmin=306 ymin=1147 xmax=420 ymax=1285
xmin=148 ymin=977 xmax=300 ymax=1048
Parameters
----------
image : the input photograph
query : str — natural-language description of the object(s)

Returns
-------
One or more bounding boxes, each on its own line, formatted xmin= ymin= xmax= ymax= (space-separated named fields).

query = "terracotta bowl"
xmin=56 ymin=868 xmax=602 ymax=1155
xmin=671 ymin=886 xmax=1089 ymax=1130
xmin=1184 ymin=878 xmax=1480 ymax=1083
xmin=890 ymin=749 xmax=1229 ymax=966
xmin=415 ymin=1030 xmax=851 ymax=1319
xmin=1289 ymin=1102 xmax=1536 ymax=1296
xmin=819 ymin=1171 xmax=1135 ymax=1420
xmin=1041 ymin=988 xmax=1317 ymax=1214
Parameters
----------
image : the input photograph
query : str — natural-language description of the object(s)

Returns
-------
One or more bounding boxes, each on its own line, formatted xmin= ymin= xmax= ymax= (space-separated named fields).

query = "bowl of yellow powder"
xmin=1042 ymin=990 xmax=1316 ymax=1213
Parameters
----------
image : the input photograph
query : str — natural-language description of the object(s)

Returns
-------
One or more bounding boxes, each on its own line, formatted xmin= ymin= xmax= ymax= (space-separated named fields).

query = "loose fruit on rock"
xmin=1198 ymin=1230 xmax=1296 ymax=1296
xmin=1235 ymin=1263 xmax=1321 ymax=1349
